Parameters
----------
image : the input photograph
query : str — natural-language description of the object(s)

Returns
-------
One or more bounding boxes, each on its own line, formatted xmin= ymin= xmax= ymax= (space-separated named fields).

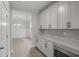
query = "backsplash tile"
xmin=39 ymin=29 xmax=79 ymax=40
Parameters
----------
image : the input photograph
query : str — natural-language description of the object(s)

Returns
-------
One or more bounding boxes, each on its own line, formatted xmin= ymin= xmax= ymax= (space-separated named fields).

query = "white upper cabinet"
xmin=39 ymin=12 xmax=42 ymax=29
xmin=44 ymin=8 xmax=50 ymax=29
xmin=39 ymin=12 xmax=43 ymax=29
xmin=39 ymin=8 xmax=50 ymax=29
xmin=39 ymin=2 xmax=58 ymax=29
xmin=70 ymin=2 xmax=79 ymax=29
xmin=50 ymin=2 xmax=58 ymax=29
xmin=58 ymin=1 xmax=70 ymax=29
xmin=39 ymin=1 xmax=79 ymax=29
xmin=39 ymin=11 xmax=45 ymax=29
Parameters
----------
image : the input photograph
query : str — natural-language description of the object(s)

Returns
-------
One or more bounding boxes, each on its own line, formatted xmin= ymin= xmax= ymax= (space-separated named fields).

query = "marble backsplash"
xmin=39 ymin=29 xmax=79 ymax=40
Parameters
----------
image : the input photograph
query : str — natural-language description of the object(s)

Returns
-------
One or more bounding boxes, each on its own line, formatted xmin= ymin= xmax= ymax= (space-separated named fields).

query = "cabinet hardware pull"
xmin=49 ymin=24 xmax=51 ymax=29
xmin=6 ymin=14 xmax=8 ymax=17
xmin=0 ymin=47 xmax=4 ymax=50
xmin=66 ymin=22 xmax=71 ymax=28
xmin=6 ymin=35 xmax=8 ymax=38
xmin=45 ymin=43 xmax=47 ymax=48
xmin=40 ymin=25 xmax=42 ymax=29
xmin=37 ymin=39 xmax=38 ymax=43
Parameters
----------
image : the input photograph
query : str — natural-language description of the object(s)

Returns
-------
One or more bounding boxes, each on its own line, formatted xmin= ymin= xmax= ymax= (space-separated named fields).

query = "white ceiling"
xmin=10 ymin=1 xmax=54 ymax=13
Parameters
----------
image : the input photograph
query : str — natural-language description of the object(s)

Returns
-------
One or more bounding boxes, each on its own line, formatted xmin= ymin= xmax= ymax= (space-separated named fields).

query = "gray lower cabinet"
xmin=36 ymin=37 xmax=54 ymax=57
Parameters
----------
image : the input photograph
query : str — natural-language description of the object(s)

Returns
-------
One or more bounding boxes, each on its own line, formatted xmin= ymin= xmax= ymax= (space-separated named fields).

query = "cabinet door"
xmin=46 ymin=40 xmax=54 ymax=57
xmin=36 ymin=37 xmax=42 ymax=50
xmin=38 ymin=37 xmax=42 ymax=50
xmin=70 ymin=2 xmax=79 ymax=29
xmin=58 ymin=1 xmax=70 ymax=29
xmin=44 ymin=8 xmax=50 ymax=29
xmin=41 ymin=39 xmax=54 ymax=57
xmin=36 ymin=38 xmax=39 ymax=48
xmin=39 ymin=13 xmax=43 ymax=29
xmin=41 ymin=38 xmax=47 ymax=55
xmin=39 ymin=8 xmax=50 ymax=29
xmin=40 ymin=12 xmax=45 ymax=29
xmin=50 ymin=2 xmax=57 ymax=29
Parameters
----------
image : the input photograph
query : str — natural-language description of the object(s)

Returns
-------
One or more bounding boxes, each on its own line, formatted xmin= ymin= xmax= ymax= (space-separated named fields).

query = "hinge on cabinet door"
xmin=49 ymin=24 xmax=51 ymax=29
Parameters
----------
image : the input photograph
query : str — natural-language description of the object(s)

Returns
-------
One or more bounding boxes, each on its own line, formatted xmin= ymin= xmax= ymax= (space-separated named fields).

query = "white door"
xmin=0 ymin=2 xmax=2 ymax=56
xmin=5 ymin=2 xmax=10 ymax=57
xmin=0 ymin=2 xmax=9 ymax=57
xmin=70 ymin=2 xmax=79 ymax=29
xmin=58 ymin=1 xmax=69 ymax=29
xmin=50 ymin=2 xmax=57 ymax=29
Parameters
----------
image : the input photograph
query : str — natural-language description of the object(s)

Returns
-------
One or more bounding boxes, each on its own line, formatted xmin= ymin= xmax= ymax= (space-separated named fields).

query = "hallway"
xmin=11 ymin=38 xmax=45 ymax=57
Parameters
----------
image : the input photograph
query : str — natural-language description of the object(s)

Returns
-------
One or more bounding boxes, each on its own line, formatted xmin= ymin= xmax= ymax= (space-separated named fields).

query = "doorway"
xmin=10 ymin=9 xmax=32 ymax=57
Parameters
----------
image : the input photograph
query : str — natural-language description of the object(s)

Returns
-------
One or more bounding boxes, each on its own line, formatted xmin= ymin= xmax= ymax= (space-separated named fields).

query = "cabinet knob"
xmin=40 ymin=25 xmax=42 ymax=29
xmin=6 ymin=14 xmax=8 ymax=18
xmin=6 ymin=35 xmax=8 ymax=38
xmin=49 ymin=24 xmax=51 ymax=29
xmin=37 ymin=39 xmax=38 ymax=43
xmin=45 ymin=42 xmax=47 ymax=48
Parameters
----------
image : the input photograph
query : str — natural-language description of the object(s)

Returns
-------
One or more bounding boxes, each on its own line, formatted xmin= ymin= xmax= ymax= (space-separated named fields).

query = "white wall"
xmin=31 ymin=13 xmax=39 ymax=47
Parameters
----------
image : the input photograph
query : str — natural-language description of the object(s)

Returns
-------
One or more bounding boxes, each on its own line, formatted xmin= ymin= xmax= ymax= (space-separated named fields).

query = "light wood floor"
xmin=11 ymin=38 xmax=45 ymax=57
xmin=31 ymin=48 xmax=45 ymax=57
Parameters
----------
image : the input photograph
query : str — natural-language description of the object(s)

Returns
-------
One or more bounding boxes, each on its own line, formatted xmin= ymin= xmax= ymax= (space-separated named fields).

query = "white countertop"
xmin=38 ymin=33 xmax=79 ymax=56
